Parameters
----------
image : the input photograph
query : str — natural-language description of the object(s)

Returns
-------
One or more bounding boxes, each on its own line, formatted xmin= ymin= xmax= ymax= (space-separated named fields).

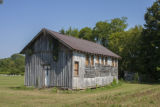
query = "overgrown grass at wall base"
xmin=51 ymin=79 xmax=122 ymax=94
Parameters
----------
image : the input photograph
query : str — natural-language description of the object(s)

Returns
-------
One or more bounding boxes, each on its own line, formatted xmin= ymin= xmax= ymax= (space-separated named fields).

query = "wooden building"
xmin=20 ymin=28 xmax=120 ymax=89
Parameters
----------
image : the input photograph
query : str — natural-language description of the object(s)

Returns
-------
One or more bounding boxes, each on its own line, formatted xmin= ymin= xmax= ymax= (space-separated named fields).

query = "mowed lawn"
xmin=0 ymin=76 xmax=160 ymax=107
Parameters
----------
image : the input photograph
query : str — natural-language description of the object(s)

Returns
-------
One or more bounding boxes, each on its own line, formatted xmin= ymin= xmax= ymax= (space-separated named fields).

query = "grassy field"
xmin=0 ymin=76 xmax=160 ymax=107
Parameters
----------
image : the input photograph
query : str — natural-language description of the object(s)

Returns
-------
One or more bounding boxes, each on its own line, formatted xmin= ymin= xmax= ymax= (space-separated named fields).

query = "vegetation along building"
xmin=20 ymin=28 xmax=120 ymax=89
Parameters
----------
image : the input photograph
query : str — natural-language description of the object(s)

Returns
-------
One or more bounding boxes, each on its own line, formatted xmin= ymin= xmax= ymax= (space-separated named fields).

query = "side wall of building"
xmin=72 ymin=52 xmax=118 ymax=89
xmin=25 ymin=34 xmax=72 ymax=88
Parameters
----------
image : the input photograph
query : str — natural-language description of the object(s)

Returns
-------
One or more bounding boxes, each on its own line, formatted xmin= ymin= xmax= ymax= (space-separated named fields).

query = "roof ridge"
xmin=45 ymin=28 xmax=104 ymax=47
xmin=20 ymin=28 xmax=120 ymax=58
xmin=45 ymin=28 xmax=120 ymax=58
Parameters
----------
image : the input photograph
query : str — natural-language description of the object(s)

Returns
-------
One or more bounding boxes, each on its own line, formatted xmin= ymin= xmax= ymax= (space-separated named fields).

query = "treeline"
xmin=60 ymin=20 xmax=143 ymax=80
xmin=59 ymin=0 xmax=160 ymax=82
xmin=0 ymin=54 xmax=25 ymax=75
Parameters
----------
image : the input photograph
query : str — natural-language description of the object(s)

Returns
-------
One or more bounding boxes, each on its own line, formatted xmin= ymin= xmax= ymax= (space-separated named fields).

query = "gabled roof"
xmin=20 ymin=28 xmax=120 ymax=58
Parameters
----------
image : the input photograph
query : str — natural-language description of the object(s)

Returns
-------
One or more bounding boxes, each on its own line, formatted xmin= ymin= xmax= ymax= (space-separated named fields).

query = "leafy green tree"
xmin=109 ymin=25 xmax=143 ymax=78
xmin=139 ymin=0 xmax=160 ymax=81
xmin=59 ymin=28 xmax=65 ymax=34
xmin=110 ymin=17 xmax=128 ymax=33
xmin=79 ymin=27 xmax=94 ymax=41
xmin=0 ymin=54 xmax=25 ymax=75
xmin=93 ymin=21 xmax=110 ymax=47
xmin=93 ymin=17 xmax=128 ymax=47
xmin=59 ymin=27 xmax=79 ymax=38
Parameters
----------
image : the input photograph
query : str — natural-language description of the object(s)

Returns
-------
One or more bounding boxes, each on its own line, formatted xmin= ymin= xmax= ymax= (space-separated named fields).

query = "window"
xmin=112 ymin=58 xmax=115 ymax=67
xmin=96 ymin=56 xmax=99 ymax=64
xmin=91 ymin=55 xmax=94 ymax=66
xmin=85 ymin=55 xmax=89 ymax=66
xmin=105 ymin=57 xmax=108 ymax=65
xmin=74 ymin=61 xmax=79 ymax=76
xmin=101 ymin=57 xmax=104 ymax=65
xmin=115 ymin=59 xmax=118 ymax=67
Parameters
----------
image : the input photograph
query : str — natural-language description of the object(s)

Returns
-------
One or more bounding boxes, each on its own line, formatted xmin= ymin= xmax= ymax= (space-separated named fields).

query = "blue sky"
xmin=0 ymin=0 xmax=155 ymax=58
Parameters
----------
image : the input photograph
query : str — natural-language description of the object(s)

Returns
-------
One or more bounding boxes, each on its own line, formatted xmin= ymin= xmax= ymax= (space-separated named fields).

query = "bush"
xmin=52 ymin=87 xmax=58 ymax=93
xmin=111 ymin=78 xmax=118 ymax=86
xmin=133 ymin=72 xmax=139 ymax=83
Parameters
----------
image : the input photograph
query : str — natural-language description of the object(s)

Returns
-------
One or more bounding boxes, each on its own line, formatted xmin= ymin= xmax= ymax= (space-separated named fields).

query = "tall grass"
xmin=51 ymin=79 xmax=123 ymax=94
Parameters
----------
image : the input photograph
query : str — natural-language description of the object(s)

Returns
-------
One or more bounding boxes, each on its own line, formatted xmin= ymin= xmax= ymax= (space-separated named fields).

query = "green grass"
xmin=0 ymin=76 xmax=160 ymax=107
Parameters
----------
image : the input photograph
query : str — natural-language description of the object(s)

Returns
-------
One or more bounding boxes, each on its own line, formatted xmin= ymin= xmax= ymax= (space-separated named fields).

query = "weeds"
xmin=50 ymin=79 xmax=123 ymax=94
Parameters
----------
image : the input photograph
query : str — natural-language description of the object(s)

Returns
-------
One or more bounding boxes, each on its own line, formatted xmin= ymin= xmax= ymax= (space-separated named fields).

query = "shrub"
xmin=52 ymin=87 xmax=58 ymax=93
xmin=133 ymin=72 xmax=139 ymax=83
xmin=111 ymin=78 xmax=118 ymax=86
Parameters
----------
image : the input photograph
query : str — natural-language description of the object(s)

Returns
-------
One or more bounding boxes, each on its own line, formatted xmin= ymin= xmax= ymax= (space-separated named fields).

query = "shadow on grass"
xmin=125 ymin=80 xmax=160 ymax=85
xmin=9 ymin=85 xmax=35 ymax=90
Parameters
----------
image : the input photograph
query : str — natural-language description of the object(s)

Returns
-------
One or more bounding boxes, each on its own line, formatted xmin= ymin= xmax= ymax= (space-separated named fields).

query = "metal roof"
xmin=20 ymin=28 xmax=120 ymax=58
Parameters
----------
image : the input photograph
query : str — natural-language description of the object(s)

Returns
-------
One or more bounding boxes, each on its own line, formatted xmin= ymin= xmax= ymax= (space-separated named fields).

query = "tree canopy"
xmin=138 ymin=0 xmax=160 ymax=81
xmin=108 ymin=26 xmax=143 ymax=78
xmin=0 ymin=54 xmax=25 ymax=75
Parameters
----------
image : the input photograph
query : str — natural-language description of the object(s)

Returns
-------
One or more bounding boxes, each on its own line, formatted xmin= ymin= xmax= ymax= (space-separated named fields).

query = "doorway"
xmin=43 ymin=65 xmax=50 ymax=87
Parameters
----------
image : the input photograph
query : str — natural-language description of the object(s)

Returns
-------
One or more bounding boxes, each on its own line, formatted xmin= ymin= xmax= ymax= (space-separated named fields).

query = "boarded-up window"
xmin=115 ymin=59 xmax=118 ymax=67
xmin=91 ymin=55 xmax=94 ymax=66
xmin=112 ymin=58 xmax=114 ymax=67
xmin=101 ymin=57 xmax=104 ymax=65
xmin=74 ymin=61 xmax=79 ymax=76
xmin=96 ymin=56 xmax=99 ymax=64
xmin=85 ymin=55 xmax=89 ymax=66
xmin=105 ymin=57 xmax=108 ymax=65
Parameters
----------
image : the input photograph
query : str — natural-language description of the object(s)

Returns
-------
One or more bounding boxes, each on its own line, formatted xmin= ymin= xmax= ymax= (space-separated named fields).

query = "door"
xmin=44 ymin=65 xmax=50 ymax=87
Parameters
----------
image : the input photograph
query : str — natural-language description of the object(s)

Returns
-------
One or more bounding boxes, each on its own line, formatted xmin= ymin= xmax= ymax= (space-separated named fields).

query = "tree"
xmin=93 ymin=17 xmax=128 ymax=47
xmin=139 ymin=0 xmax=160 ymax=81
xmin=79 ymin=27 xmax=94 ymax=41
xmin=108 ymin=25 xmax=143 ymax=78
xmin=0 ymin=54 xmax=25 ymax=75
xmin=110 ymin=17 xmax=128 ymax=33
xmin=59 ymin=28 xmax=65 ymax=34
xmin=59 ymin=27 xmax=79 ymax=38
xmin=93 ymin=21 xmax=110 ymax=47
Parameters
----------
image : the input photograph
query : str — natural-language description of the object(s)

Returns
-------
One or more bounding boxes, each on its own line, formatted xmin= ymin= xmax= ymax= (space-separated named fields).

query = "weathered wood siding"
xmin=25 ymin=34 xmax=72 ymax=88
xmin=72 ymin=52 xmax=118 ymax=89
